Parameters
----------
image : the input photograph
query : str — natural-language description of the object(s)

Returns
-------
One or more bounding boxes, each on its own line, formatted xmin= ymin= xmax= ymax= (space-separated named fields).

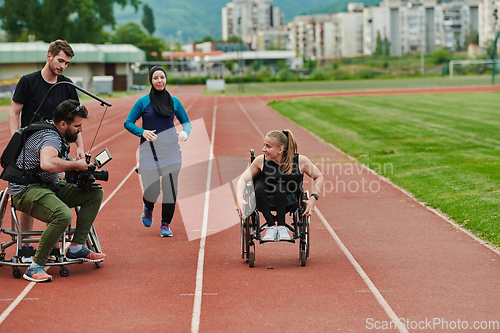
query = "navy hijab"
xmin=149 ymin=66 xmax=174 ymax=117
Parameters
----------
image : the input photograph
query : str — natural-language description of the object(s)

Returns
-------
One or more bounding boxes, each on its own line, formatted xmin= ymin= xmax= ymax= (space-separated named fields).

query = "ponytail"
xmin=266 ymin=129 xmax=298 ymax=175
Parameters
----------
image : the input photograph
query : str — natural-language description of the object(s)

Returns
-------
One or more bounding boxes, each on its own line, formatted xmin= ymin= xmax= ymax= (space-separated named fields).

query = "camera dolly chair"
xmin=0 ymin=187 xmax=103 ymax=278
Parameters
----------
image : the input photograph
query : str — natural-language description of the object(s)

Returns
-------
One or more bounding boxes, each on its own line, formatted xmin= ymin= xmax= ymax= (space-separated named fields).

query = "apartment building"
xmin=400 ymin=3 xmax=426 ymax=54
xmin=288 ymin=10 xmax=364 ymax=60
xmin=478 ymin=0 xmax=499 ymax=47
xmin=223 ymin=0 xmax=482 ymax=60
xmin=288 ymin=16 xmax=314 ymax=59
xmin=221 ymin=0 xmax=284 ymax=46
xmin=255 ymin=27 xmax=289 ymax=51
xmin=363 ymin=6 xmax=391 ymax=55
xmin=379 ymin=0 xmax=478 ymax=54
xmin=434 ymin=1 xmax=471 ymax=51
xmin=336 ymin=11 xmax=364 ymax=57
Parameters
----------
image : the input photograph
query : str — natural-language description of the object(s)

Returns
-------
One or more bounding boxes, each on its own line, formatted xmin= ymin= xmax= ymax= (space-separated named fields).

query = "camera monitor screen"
xmin=94 ymin=148 xmax=112 ymax=168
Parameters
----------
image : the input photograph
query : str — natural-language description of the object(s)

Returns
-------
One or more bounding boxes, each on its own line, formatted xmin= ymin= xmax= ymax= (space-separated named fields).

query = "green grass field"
xmin=215 ymin=75 xmax=495 ymax=96
xmin=269 ymin=92 xmax=500 ymax=247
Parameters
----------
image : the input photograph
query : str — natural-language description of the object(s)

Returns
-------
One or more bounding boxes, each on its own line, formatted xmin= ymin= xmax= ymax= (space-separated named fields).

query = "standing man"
xmin=8 ymin=40 xmax=84 ymax=255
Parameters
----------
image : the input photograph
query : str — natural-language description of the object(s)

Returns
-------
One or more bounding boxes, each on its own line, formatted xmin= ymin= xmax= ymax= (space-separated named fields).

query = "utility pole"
xmin=420 ymin=8 xmax=425 ymax=75
xmin=177 ymin=30 xmax=184 ymax=86
xmin=492 ymin=8 xmax=499 ymax=85
xmin=238 ymin=17 xmax=244 ymax=93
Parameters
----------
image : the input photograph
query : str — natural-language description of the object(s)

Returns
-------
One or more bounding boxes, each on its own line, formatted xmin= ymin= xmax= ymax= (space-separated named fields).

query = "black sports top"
xmin=262 ymin=153 xmax=303 ymax=194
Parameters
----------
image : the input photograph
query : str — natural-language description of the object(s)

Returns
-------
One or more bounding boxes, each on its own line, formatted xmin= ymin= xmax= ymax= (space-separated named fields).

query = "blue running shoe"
xmin=161 ymin=223 xmax=173 ymax=237
xmin=141 ymin=205 xmax=153 ymax=227
xmin=23 ymin=264 xmax=52 ymax=282
xmin=66 ymin=245 xmax=106 ymax=263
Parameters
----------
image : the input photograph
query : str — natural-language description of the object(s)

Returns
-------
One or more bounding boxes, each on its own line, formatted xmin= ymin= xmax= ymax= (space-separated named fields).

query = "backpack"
xmin=1 ymin=120 xmax=65 ymax=185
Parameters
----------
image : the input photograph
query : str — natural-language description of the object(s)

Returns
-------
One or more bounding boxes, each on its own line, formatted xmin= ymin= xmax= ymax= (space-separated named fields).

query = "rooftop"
xmin=0 ymin=42 xmax=145 ymax=64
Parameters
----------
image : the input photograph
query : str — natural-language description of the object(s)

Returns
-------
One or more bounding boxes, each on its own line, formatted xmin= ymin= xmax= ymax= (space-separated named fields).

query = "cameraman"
xmin=8 ymin=99 xmax=106 ymax=283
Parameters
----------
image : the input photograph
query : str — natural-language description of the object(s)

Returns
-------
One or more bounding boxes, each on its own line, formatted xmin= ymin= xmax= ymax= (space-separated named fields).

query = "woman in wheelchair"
xmin=237 ymin=129 xmax=323 ymax=241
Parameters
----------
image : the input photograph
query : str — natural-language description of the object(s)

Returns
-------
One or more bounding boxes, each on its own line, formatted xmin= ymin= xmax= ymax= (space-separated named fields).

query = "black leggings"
xmin=254 ymin=178 xmax=286 ymax=226
xmin=140 ymin=164 xmax=180 ymax=224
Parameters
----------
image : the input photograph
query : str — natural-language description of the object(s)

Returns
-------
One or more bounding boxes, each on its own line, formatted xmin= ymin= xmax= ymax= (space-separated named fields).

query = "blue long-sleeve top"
xmin=124 ymin=94 xmax=191 ymax=170
xmin=124 ymin=94 xmax=191 ymax=139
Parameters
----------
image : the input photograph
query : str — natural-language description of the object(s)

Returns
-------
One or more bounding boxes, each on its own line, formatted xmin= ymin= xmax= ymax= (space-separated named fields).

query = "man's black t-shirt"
xmin=12 ymin=70 xmax=79 ymax=127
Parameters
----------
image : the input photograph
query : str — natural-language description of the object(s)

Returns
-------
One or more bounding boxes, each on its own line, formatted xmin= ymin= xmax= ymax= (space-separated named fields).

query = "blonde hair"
xmin=266 ymin=129 xmax=298 ymax=174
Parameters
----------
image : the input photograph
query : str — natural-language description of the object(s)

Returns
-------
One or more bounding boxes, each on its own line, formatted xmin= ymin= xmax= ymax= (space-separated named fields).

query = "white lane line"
xmin=237 ymin=95 xmax=407 ymax=332
xmin=315 ymin=209 xmax=408 ymax=333
xmin=0 ymin=164 xmax=138 ymax=325
xmin=89 ymin=130 xmax=127 ymax=154
xmin=191 ymin=99 xmax=217 ymax=333
xmin=235 ymin=97 xmax=265 ymax=138
xmin=0 ymin=282 xmax=36 ymax=324
xmin=100 ymin=164 xmax=138 ymax=210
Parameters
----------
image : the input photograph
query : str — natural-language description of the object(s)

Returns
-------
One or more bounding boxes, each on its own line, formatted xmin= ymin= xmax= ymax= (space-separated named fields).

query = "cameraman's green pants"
xmin=12 ymin=180 xmax=104 ymax=266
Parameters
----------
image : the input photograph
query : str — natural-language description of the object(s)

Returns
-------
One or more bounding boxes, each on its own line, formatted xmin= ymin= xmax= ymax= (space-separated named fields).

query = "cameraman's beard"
xmin=65 ymin=130 xmax=79 ymax=143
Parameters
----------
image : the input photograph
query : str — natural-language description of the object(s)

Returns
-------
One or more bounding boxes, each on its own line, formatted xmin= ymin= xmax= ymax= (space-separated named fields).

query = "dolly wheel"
xmin=12 ymin=267 xmax=22 ymax=279
xmin=59 ymin=266 xmax=70 ymax=277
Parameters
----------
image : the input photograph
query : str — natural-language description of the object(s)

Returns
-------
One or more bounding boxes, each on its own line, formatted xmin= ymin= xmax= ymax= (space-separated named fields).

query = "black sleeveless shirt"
xmin=262 ymin=153 xmax=303 ymax=195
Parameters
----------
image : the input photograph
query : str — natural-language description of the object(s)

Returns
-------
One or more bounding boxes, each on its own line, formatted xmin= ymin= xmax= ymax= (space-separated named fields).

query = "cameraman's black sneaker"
xmin=66 ymin=245 xmax=106 ymax=263
xmin=141 ymin=205 xmax=153 ymax=227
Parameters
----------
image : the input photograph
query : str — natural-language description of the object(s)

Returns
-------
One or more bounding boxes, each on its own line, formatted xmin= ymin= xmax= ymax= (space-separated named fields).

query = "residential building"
xmin=478 ymin=0 xmax=499 ymax=47
xmin=222 ymin=0 xmax=285 ymax=46
xmin=336 ymin=10 xmax=364 ymax=57
xmin=288 ymin=16 xmax=314 ymax=59
xmin=363 ymin=6 xmax=391 ymax=55
xmin=288 ymin=14 xmax=334 ymax=60
xmin=434 ymin=1 xmax=471 ymax=51
xmin=255 ymin=27 xmax=289 ymax=51
xmin=380 ymin=0 xmax=478 ymax=54
xmin=399 ymin=3 xmax=426 ymax=54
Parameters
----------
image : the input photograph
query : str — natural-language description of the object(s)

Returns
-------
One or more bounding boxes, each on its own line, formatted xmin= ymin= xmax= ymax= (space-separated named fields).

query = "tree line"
xmin=0 ymin=0 xmax=169 ymax=61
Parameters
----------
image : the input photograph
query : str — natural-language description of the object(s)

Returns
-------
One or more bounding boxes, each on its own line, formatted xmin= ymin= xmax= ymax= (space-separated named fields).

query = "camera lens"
xmin=94 ymin=170 xmax=109 ymax=182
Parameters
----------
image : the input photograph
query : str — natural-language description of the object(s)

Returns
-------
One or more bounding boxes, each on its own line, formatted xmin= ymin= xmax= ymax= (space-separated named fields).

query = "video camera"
xmin=65 ymin=148 xmax=112 ymax=192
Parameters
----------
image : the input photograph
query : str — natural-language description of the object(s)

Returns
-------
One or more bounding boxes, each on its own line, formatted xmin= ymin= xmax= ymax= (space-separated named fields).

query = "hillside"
xmin=114 ymin=0 xmax=336 ymax=42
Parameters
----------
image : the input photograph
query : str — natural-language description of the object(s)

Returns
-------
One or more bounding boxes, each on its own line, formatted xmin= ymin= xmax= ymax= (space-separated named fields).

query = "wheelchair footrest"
xmin=259 ymin=239 xmax=295 ymax=244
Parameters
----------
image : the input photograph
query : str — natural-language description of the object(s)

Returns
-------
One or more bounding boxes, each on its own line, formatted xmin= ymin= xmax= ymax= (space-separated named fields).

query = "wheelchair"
xmin=0 ymin=187 xmax=103 ymax=279
xmin=240 ymin=150 xmax=310 ymax=267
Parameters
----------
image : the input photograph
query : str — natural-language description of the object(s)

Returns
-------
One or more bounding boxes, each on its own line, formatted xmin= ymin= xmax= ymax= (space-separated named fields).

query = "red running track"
xmin=0 ymin=86 xmax=500 ymax=332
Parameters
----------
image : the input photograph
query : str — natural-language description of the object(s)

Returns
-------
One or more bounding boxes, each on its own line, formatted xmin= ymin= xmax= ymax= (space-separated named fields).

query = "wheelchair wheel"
xmin=305 ymin=216 xmax=310 ymax=258
xmin=298 ymin=215 xmax=309 ymax=265
xmin=240 ymin=220 xmax=245 ymax=259
xmin=0 ymin=189 xmax=8 ymax=231
xmin=248 ymin=244 xmax=255 ymax=267
xmin=244 ymin=217 xmax=252 ymax=263
xmin=299 ymin=245 xmax=306 ymax=266
xmin=241 ymin=218 xmax=250 ymax=260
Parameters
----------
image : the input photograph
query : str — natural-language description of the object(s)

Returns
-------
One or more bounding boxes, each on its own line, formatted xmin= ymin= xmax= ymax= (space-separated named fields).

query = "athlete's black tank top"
xmin=262 ymin=153 xmax=303 ymax=195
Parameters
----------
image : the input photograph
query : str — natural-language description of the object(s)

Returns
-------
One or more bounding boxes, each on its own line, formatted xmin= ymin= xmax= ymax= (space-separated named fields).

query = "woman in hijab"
xmin=125 ymin=66 xmax=191 ymax=237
